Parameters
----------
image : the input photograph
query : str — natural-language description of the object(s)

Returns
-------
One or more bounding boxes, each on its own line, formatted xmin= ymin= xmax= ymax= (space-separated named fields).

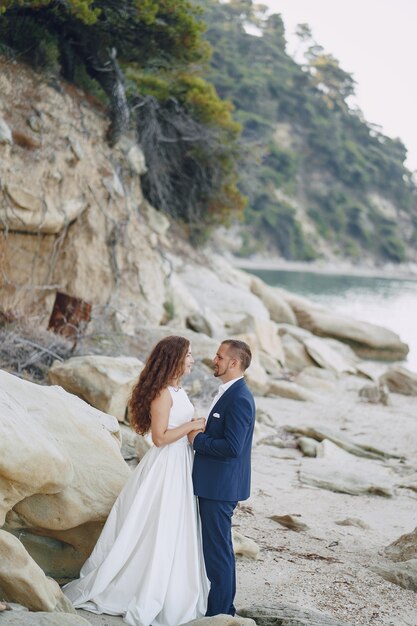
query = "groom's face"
xmin=213 ymin=344 xmax=236 ymax=381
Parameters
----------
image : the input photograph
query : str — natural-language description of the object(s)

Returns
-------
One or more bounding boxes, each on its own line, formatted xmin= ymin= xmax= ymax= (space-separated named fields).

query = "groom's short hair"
xmin=222 ymin=339 xmax=252 ymax=371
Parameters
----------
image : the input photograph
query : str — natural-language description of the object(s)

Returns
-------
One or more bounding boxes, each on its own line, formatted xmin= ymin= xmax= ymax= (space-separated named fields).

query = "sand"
xmin=77 ymin=377 xmax=417 ymax=626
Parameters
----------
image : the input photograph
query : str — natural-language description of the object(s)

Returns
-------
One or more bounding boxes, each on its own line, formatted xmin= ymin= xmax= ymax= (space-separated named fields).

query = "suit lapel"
xmin=206 ymin=378 xmax=245 ymax=429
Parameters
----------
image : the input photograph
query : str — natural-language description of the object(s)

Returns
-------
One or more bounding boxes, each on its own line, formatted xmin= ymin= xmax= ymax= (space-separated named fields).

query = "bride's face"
xmin=182 ymin=347 xmax=194 ymax=376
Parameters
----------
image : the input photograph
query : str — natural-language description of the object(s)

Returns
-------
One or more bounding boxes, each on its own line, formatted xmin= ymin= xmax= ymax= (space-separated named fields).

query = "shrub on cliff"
xmin=0 ymin=0 xmax=245 ymax=232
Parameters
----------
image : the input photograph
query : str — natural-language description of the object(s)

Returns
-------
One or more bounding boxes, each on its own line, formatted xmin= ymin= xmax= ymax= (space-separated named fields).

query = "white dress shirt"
xmin=207 ymin=376 xmax=243 ymax=415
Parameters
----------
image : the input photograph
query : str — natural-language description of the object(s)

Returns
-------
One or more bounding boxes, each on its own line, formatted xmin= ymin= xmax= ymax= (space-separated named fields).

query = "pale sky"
xmin=263 ymin=0 xmax=417 ymax=172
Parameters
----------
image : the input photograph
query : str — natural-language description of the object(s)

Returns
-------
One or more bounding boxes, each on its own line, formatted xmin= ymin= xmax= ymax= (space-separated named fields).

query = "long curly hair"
xmin=129 ymin=335 xmax=190 ymax=435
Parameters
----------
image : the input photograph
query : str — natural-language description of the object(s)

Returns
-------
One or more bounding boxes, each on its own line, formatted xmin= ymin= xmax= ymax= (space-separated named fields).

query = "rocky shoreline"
xmin=1 ymin=59 xmax=417 ymax=626
xmin=1 ymin=264 xmax=417 ymax=625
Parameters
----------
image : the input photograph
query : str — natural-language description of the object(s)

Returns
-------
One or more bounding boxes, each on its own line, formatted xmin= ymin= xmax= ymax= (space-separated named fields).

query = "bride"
xmin=63 ymin=336 xmax=209 ymax=626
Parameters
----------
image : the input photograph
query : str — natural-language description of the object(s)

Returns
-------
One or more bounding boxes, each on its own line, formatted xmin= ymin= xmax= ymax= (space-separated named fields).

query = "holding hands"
xmin=188 ymin=416 xmax=206 ymax=445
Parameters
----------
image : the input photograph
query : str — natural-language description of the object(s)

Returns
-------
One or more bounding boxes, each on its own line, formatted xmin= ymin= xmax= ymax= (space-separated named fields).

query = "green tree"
xmin=0 ymin=0 xmax=245 ymax=230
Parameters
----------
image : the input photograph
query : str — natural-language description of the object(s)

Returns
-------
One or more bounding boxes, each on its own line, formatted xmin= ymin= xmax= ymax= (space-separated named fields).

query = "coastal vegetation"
xmin=0 ymin=0 xmax=416 ymax=261
xmin=200 ymin=0 xmax=417 ymax=262
xmin=0 ymin=0 xmax=244 ymax=231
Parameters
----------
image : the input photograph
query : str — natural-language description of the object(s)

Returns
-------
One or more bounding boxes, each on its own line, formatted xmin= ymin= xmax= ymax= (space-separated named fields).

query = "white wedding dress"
xmin=63 ymin=386 xmax=209 ymax=626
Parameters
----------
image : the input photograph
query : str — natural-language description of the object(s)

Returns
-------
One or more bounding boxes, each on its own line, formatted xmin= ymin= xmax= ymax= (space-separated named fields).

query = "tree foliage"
xmin=0 ymin=0 xmax=244 ymax=229
xmin=199 ymin=0 xmax=417 ymax=262
xmin=1 ymin=0 xmax=416 ymax=260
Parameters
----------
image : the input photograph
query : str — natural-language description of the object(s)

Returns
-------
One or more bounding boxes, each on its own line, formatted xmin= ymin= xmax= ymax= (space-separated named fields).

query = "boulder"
xmin=252 ymin=421 xmax=276 ymax=446
xmin=380 ymin=365 xmax=417 ymax=396
xmin=229 ymin=332 xmax=269 ymax=395
xmin=277 ymin=323 xmax=313 ymax=342
xmin=0 ymin=369 xmax=130 ymax=586
xmin=259 ymin=350 xmax=283 ymax=377
xmin=295 ymin=369 xmax=335 ymax=394
xmin=373 ymin=560 xmax=417 ymax=592
xmin=179 ymin=265 xmax=270 ymax=328
xmin=164 ymin=272 xmax=201 ymax=328
xmin=119 ymin=424 xmax=152 ymax=462
xmin=130 ymin=325 xmax=220 ymax=369
xmin=0 ymin=530 xmax=75 ymax=613
xmin=358 ymin=383 xmax=390 ymax=405
xmin=135 ymin=434 xmax=153 ymax=462
xmin=356 ymin=361 xmax=388 ymax=381
xmin=282 ymin=295 xmax=408 ymax=360
xmin=322 ymin=337 xmax=360 ymax=363
xmin=228 ymin=315 xmax=285 ymax=367
xmin=239 ymin=603 xmax=353 ymax=626
xmin=267 ymin=380 xmax=318 ymax=402
xmin=299 ymin=440 xmax=394 ymax=497
xmin=232 ymin=531 xmax=260 ymax=559
xmin=281 ymin=334 xmax=315 ymax=373
xmin=0 ymin=611 xmax=90 ymax=625
xmin=48 ymin=355 xmax=143 ymax=421
xmin=304 ymin=336 xmax=356 ymax=375
xmin=297 ymin=436 xmax=321 ymax=457
xmin=249 ymin=276 xmax=298 ymax=324
xmin=385 ymin=526 xmax=417 ymax=562
xmin=186 ymin=313 xmax=213 ymax=337
xmin=286 ymin=424 xmax=401 ymax=461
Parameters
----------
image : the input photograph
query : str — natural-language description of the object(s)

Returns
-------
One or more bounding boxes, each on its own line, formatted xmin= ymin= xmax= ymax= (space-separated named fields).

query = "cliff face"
xmin=0 ymin=59 xmax=170 ymax=332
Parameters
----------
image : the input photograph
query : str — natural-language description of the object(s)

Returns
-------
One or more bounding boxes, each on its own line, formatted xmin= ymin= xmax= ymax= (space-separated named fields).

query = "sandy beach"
xmin=76 ymin=376 xmax=417 ymax=626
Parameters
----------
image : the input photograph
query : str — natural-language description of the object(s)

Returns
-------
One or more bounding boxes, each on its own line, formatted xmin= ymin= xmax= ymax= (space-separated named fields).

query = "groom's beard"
xmin=213 ymin=364 xmax=228 ymax=378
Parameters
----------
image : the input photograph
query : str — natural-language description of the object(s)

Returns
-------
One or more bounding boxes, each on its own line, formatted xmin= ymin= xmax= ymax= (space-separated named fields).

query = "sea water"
xmin=246 ymin=268 xmax=417 ymax=373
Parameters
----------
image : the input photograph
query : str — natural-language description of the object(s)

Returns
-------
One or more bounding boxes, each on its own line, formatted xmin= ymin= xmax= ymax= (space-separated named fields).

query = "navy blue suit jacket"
xmin=192 ymin=378 xmax=255 ymax=502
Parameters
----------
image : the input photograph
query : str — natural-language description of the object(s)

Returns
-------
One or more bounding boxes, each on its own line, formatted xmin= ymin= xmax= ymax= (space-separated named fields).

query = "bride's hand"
xmin=190 ymin=417 xmax=205 ymax=432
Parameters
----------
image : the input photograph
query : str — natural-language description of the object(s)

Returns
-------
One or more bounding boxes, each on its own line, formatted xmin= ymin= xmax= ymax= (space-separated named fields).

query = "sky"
xmin=262 ymin=0 xmax=417 ymax=172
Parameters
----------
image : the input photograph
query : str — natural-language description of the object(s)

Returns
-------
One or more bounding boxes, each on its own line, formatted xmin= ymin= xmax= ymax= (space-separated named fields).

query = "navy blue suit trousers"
xmin=192 ymin=378 xmax=255 ymax=616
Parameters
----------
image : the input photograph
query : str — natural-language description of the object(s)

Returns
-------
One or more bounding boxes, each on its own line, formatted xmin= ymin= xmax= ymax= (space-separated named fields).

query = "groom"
xmin=189 ymin=339 xmax=256 ymax=616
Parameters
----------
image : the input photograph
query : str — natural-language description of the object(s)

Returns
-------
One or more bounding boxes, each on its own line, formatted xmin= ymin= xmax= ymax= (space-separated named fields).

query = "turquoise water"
xmin=247 ymin=268 xmax=417 ymax=373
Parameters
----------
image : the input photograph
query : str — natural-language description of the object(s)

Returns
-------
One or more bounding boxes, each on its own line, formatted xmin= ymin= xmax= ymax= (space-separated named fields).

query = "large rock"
xmin=281 ymin=333 xmax=315 ymax=373
xmin=304 ymin=336 xmax=356 ymax=374
xmin=299 ymin=440 xmax=394 ymax=497
xmin=228 ymin=315 xmax=285 ymax=367
xmin=229 ymin=332 xmax=269 ymax=395
xmin=179 ymin=265 xmax=270 ymax=329
xmin=380 ymin=365 xmax=417 ymax=396
xmin=267 ymin=379 xmax=318 ymax=402
xmin=0 ymin=369 xmax=130 ymax=587
xmin=277 ymin=290 xmax=409 ymax=360
xmin=232 ymin=530 xmax=260 ymax=559
xmin=286 ymin=424 xmax=401 ymax=460
xmin=239 ymin=603 xmax=353 ymax=626
xmin=373 ymin=560 xmax=417 ymax=593
xmin=0 ymin=610 xmax=90 ymax=625
xmin=295 ymin=368 xmax=335 ymax=394
xmin=48 ymin=355 xmax=143 ymax=421
xmin=385 ymin=526 xmax=417 ymax=562
xmin=0 ymin=530 xmax=75 ymax=613
xmin=249 ymin=276 xmax=298 ymax=325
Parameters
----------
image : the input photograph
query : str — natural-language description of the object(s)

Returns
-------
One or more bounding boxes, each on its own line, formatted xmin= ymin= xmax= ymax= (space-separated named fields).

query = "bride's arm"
xmin=150 ymin=388 xmax=205 ymax=447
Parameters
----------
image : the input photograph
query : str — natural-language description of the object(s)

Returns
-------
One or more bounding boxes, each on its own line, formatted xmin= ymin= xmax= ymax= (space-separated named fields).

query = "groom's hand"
xmin=188 ymin=429 xmax=203 ymax=445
